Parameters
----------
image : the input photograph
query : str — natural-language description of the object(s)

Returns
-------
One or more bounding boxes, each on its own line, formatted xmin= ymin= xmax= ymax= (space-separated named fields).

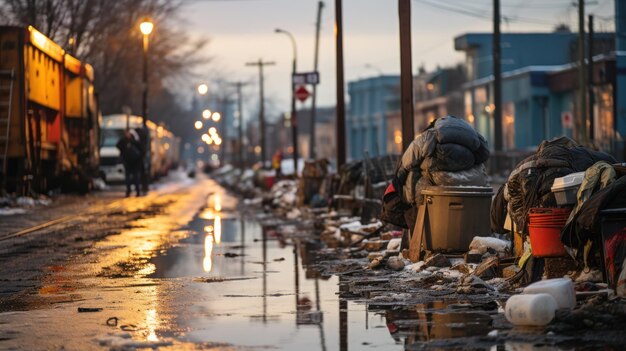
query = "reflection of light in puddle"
xmin=214 ymin=216 xmax=221 ymax=244
xmin=146 ymin=308 xmax=158 ymax=341
xmin=214 ymin=195 xmax=222 ymax=212
xmin=199 ymin=208 xmax=215 ymax=220
xmin=137 ymin=263 xmax=156 ymax=276
xmin=203 ymin=234 xmax=214 ymax=272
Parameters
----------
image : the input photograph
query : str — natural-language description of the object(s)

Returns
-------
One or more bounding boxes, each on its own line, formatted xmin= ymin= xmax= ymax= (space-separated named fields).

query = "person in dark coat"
xmin=116 ymin=129 xmax=143 ymax=197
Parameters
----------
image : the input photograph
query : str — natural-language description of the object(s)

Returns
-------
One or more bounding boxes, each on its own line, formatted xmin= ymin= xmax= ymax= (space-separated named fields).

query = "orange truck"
xmin=0 ymin=26 xmax=100 ymax=194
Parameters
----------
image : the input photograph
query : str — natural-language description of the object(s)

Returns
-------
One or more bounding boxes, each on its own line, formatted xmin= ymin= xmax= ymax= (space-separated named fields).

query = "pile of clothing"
xmin=382 ymin=116 xmax=490 ymax=228
xmin=491 ymin=137 xmax=616 ymax=235
xmin=397 ymin=115 xmax=490 ymax=205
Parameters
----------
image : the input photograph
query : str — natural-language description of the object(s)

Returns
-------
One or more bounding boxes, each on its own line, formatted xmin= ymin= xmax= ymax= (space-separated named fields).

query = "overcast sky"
xmin=177 ymin=0 xmax=615 ymax=119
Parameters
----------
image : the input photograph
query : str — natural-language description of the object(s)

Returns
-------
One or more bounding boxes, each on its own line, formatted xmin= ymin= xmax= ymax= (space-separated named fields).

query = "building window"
xmin=503 ymin=102 xmax=515 ymax=150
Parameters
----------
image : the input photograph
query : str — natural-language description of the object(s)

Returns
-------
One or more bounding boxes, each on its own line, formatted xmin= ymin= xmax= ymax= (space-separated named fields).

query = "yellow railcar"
xmin=0 ymin=26 xmax=100 ymax=193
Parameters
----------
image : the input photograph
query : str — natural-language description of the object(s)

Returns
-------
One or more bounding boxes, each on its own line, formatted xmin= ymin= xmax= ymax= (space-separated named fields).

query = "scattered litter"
xmin=106 ymin=317 xmax=119 ymax=327
xmin=78 ymin=307 xmax=103 ymax=313
xmin=505 ymin=293 xmax=558 ymax=326
xmin=387 ymin=238 xmax=402 ymax=251
xmin=386 ymin=256 xmax=405 ymax=271
xmin=120 ymin=324 xmax=139 ymax=332
xmin=473 ymin=256 xmax=499 ymax=280
xmin=524 ymin=278 xmax=576 ymax=309
xmin=457 ymin=275 xmax=495 ymax=294
xmin=574 ymin=269 xmax=604 ymax=283
xmin=193 ymin=276 xmax=258 ymax=283
xmin=424 ymin=253 xmax=451 ymax=268
xmin=469 ymin=236 xmax=511 ymax=256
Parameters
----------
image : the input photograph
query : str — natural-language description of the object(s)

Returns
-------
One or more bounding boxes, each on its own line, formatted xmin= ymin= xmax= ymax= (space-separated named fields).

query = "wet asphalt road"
xmin=0 ymin=174 xmax=398 ymax=350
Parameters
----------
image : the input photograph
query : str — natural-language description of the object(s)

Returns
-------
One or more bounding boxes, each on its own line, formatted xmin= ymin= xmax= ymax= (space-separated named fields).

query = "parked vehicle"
xmin=99 ymin=114 xmax=179 ymax=183
xmin=0 ymin=26 xmax=100 ymax=193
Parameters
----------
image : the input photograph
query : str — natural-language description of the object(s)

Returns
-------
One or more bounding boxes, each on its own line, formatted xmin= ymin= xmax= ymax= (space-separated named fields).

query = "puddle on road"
xmin=142 ymin=192 xmax=511 ymax=350
xmin=138 ymin=190 xmax=600 ymax=350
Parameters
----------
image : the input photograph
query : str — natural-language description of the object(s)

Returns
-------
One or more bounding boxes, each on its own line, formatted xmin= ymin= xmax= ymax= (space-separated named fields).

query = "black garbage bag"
xmin=431 ymin=143 xmax=475 ymax=172
xmin=433 ymin=115 xmax=481 ymax=151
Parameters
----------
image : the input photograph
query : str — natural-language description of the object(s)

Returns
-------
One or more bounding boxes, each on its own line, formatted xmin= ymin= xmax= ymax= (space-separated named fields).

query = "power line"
xmin=417 ymin=0 xmax=558 ymax=27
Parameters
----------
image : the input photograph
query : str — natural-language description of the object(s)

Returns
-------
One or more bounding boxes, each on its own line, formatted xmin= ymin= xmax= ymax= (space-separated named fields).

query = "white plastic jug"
xmin=505 ymin=293 xmax=558 ymax=326
xmin=523 ymin=278 xmax=576 ymax=309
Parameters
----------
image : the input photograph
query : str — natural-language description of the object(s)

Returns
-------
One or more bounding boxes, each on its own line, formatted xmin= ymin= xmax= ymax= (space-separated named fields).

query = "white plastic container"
xmin=523 ymin=278 xmax=576 ymax=309
xmin=505 ymin=293 xmax=558 ymax=326
xmin=551 ymin=172 xmax=584 ymax=206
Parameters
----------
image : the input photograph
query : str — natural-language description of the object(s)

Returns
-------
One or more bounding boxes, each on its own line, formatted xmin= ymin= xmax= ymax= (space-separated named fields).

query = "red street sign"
xmin=295 ymin=85 xmax=310 ymax=102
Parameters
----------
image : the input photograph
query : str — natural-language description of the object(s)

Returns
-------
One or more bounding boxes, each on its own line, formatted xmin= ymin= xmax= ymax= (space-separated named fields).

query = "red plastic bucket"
xmin=528 ymin=225 xmax=568 ymax=257
xmin=527 ymin=208 xmax=571 ymax=257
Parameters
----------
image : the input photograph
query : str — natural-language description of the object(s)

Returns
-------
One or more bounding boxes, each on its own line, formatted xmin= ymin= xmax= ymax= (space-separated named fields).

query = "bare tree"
xmin=0 ymin=0 xmax=210 ymax=131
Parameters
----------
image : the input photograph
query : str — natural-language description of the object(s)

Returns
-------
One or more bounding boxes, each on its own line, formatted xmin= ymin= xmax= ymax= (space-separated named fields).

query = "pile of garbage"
xmin=397 ymin=116 xmax=490 ymax=207
xmin=492 ymin=137 xmax=616 ymax=235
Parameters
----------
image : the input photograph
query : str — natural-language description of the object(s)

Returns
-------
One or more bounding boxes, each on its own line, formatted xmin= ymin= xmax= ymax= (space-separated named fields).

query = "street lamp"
xmin=139 ymin=17 xmax=153 ymax=193
xmin=202 ymin=109 xmax=212 ymax=119
xmin=275 ymin=28 xmax=299 ymax=174
xmin=197 ymin=83 xmax=209 ymax=96
xmin=211 ymin=112 xmax=221 ymax=122
xmin=195 ymin=121 xmax=203 ymax=130
xmin=140 ymin=18 xmax=153 ymax=127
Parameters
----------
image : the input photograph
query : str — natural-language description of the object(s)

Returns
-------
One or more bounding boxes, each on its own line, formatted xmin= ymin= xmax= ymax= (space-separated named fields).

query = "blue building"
xmin=455 ymin=31 xmax=615 ymax=152
xmin=347 ymin=76 xmax=400 ymax=160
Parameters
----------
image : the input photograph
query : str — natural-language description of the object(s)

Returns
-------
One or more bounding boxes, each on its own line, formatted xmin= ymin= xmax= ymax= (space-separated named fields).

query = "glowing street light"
xmin=208 ymin=127 xmax=217 ymax=135
xmin=202 ymin=109 xmax=212 ymax=119
xmin=214 ymin=138 xmax=223 ymax=146
xmin=197 ymin=83 xmax=209 ymax=95
xmin=201 ymin=134 xmax=210 ymax=142
xmin=211 ymin=112 xmax=221 ymax=122
xmin=140 ymin=19 xmax=154 ymax=36
xmin=194 ymin=121 xmax=203 ymax=130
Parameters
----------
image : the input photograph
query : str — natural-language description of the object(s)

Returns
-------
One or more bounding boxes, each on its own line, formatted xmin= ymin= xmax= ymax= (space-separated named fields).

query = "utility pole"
xmin=399 ymin=0 xmax=414 ymax=152
xmin=310 ymin=1 xmax=324 ymax=160
xmin=335 ymin=0 xmax=346 ymax=167
xmin=588 ymin=14 xmax=595 ymax=142
xmin=246 ymin=59 xmax=275 ymax=168
xmin=274 ymin=28 xmax=299 ymax=175
xmin=493 ymin=0 xmax=503 ymax=158
xmin=578 ymin=0 xmax=588 ymax=143
xmin=230 ymin=81 xmax=247 ymax=170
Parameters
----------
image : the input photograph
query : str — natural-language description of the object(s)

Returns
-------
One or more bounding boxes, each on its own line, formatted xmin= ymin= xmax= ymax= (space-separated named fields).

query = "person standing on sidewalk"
xmin=116 ymin=129 xmax=143 ymax=197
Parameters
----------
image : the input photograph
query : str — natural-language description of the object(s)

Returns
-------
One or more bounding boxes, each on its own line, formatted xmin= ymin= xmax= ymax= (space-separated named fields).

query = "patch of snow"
xmin=0 ymin=208 xmax=27 ymax=216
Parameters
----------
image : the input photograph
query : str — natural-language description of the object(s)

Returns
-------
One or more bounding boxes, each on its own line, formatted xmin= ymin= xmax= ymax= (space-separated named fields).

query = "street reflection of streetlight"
xmin=214 ymin=216 xmax=222 ymax=244
xmin=198 ymin=83 xmax=209 ymax=95
xmin=211 ymin=112 xmax=221 ymax=122
xmin=195 ymin=121 xmax=203 ymax=130
xmin=203 ymin=234 xmax=213 ymax=272
xmin=202 ymin=109 xmax=212 ymax=119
